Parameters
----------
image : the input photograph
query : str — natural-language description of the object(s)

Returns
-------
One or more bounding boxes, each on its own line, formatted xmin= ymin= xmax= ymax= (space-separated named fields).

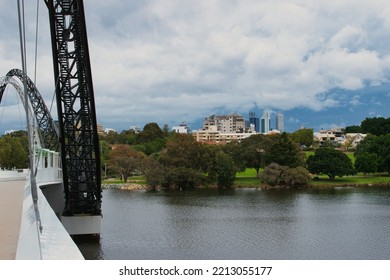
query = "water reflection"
xmin=74 ymin=187 xmax=390 ymax=260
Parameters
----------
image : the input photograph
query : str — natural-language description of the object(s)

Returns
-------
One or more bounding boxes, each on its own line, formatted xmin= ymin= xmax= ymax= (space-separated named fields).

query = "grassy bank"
xmin=234 ymin=168 xmax=390 ymax=188
xmin=103 ymin=168 xmax=390 ymax=189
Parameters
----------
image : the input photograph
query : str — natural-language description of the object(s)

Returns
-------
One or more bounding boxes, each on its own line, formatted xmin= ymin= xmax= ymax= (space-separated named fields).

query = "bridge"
xmin=0 ymin=0 xmax=102 ymax=259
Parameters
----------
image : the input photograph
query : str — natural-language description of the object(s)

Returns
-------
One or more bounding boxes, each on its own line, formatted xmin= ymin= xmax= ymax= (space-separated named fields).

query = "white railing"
xmin=34 ymin=148 xmax=62 ymax=185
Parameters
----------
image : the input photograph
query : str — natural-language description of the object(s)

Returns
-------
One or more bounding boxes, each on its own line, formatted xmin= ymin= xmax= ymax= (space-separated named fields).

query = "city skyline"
xmin=1 ymin=1 xmax=390 ymax=134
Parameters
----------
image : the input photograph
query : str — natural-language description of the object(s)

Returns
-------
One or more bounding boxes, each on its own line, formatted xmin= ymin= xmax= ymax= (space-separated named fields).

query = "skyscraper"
xmin=249 ymin=111 xmax=260 ymax=132
xmin=276 ymin=112 xmax=284 ymax=132
xmin=260 ymin=110 xmax=271 ymax=134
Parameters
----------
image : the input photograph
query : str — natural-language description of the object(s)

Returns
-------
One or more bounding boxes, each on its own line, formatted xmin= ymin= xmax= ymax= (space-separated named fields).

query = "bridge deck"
xmin=0 ymin=178 xmax=25 ymax=259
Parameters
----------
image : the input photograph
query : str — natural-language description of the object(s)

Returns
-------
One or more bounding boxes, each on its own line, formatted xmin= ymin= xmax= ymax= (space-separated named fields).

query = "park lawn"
xmin=234 ymin=167 xmax=390 ymax=187
xmin=103 ymin=175 xmax=146 ymax=185
xmin=309 ymin=173 xmax=390 ymax=185
xmin=236 ymin=168 xmax=259 ymax=177
xmin=235 ymin=168 xmax=262 ymax=187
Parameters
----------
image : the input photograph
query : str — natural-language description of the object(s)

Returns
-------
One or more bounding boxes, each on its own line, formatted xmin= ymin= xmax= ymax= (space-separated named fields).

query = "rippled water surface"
xmin=74 ymin=187 xmax=390 ymax=260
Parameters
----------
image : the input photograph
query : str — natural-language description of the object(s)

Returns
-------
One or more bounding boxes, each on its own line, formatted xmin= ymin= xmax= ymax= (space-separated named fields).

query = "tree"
xmin=103 ymin=130 xmax=121 ymax=145
xmin=360 ymin=117 xmax=390 ymax=136
xmin=260 ymin=163 xmax=287 ymax=186
xmin=354 ymin=152 xmax=379 ymax=175
xmin=345 ymin=125 xmax=362 ymax=133
xmin=210 ymin=151 xmax=236 ymax=189
xmin=0 ymin=134 xmax=28 ymax=169
xmin=100 ymin=140 xmax=111 ymax=177
xmin=141 ymin=156 xmax=165 ymax=190
xmin=372 ymin=134 xmax=390 ymax=174
xmin=137 ymin=122 xmax=165 ymax=143
xmin=134 ymin=123 xmax=166 ymax=155
xmin=222 ymin=140 xmax=246 ymax=173
xmin=307 ymin=148 xmax=355 ymax=180
xmin=240 ymin=134 xmax=271 ymax=177
xmin=290 ymin=128 xmax=314 ymax=148
xmin=164 ymin=166 xmax=204 ymax=190
xmin=283 ymin=166 xmax=311 ymax=186
xmin=261 ymin=163 xmax=310 ymax=187
xmin=264 ymin=133 xmax=306 ymax=168
xmin=159 ymin=134 xmax=211 ymax=172
xmin=108 ymin=144 xmax=145 ymax=182
xmin=354 ymin=134 xmax=390 ymax=174
xmin=158 ymin=134 xmax=211 ymax=188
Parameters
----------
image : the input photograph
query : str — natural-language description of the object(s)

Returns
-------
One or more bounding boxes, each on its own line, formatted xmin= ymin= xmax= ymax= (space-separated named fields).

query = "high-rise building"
xmin=260 ymin=110 xmax=271 ymax=134
xmin=249 ymin=111 xmax=260 ymax=132
xmin=203 ymin=113 xmax=245 ymax=133
xmin=276 ymin=112 xmax=284 ymax=133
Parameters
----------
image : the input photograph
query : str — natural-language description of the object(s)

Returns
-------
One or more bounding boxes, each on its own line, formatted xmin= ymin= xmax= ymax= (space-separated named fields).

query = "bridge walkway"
xmin=0 ymin=178 xmax=25 ymax=259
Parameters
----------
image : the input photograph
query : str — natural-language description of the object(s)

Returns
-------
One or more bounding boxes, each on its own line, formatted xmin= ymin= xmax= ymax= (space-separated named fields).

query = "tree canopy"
xmin=290 ymin=128 xmax=314 ymax=148
xmin=0 ymin=133 xmax=28 ymax=169
xmin=307 ymin=148 xmax=355 ymax=179
xmin=360 ymin=117 xmax=390 ymax=136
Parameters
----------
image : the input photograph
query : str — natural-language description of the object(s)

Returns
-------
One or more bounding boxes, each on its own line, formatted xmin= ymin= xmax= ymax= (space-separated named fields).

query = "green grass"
xmin=103 ymin=167 xmax=390 ymax=188
xmin=236 ymin=168 xmax=259 ymax=177
xmin=235 ymin=168 xmax=262 ymax=187
xmin=103 ymin=175 xmax=146 ymax=185
xmin=310 ymin=173 xmax=390 ymax=185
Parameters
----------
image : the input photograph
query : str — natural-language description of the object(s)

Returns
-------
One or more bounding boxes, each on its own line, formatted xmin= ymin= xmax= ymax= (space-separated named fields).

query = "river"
xmin=73 ymin=187 xmax=390 ymax=260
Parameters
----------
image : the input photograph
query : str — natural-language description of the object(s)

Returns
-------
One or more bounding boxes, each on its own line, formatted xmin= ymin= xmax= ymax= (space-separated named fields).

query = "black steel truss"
xmin=45 ymin=0 xmax=101 ymax=216
xmin=0 ymin=68 xmax=59 ymax=150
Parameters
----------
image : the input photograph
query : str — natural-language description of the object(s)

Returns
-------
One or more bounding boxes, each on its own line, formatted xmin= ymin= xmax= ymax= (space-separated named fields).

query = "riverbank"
xmin=102 ymin=180 xmax=390 ymax=191
xmin=102 ymin=169 xmax=390 ymax=190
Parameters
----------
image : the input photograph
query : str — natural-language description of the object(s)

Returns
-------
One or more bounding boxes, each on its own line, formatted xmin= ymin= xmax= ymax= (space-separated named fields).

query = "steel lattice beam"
xmin=45 ymin=0 xmax=101 ymax=216
xmin=0 ymin=68 xmax=59 ymax=151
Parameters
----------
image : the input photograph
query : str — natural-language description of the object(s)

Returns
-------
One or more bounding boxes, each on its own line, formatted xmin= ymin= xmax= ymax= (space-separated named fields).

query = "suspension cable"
xmin=34 ymin=0 xmax=40 ymax=85
xmin=17 ymin=0 xmax=43 ymax=243
xmin=0 ymin=83 xmax=9 ymax=128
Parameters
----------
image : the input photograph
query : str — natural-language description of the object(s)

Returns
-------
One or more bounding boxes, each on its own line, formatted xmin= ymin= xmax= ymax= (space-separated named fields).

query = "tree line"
xmin=1 ymin=117 xmax=390 ymax=188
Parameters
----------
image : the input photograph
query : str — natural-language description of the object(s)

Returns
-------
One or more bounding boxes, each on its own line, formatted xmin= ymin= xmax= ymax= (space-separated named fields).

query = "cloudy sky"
xmin=1 ymin=0 xmax=390 ymax=133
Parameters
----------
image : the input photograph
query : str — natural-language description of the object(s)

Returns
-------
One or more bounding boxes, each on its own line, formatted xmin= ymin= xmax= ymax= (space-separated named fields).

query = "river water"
xmin=74 ymin=187 xmax=390 ymax=260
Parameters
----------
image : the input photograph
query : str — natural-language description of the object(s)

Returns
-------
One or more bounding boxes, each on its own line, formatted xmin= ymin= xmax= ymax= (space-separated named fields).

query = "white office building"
xmin=260 ymin=110 xmax=271 ymax=134
xmin=275 ymin=112 xmax=284 ymax=133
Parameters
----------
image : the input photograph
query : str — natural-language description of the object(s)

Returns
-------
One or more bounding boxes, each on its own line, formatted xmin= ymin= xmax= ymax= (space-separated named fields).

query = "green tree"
xmin=103 ymin=130 xmax=121 ymax=145
xmin=345 ymin=125 xmax=362 ymax=133
xmin=0 ymin=134 xmax=28 ymax=169
xmin=360 ymin=117 xmax=390 ymax=136
xmin=307 ymin=148 xmax=355 ymax=180
xmin=108 ymin=144 xmax=145 ymax=182
xmin=222 ymin=140 xmax=246 ymax=173
xmin=240 ymin=134 xmax=271 ymax=177
xmin=137 ymin=122 xmax=165 ymax=143
xmin=283 ymin=166 xmax=311 ymax=187
xmin=261 ymin=163 xmax=311 ymax=187
xmin=100 ymin=140 xmax=111 ymax=177
xmin=134 ymin=123 xmax=166 ymax=155
xmin=159 ymin=134 xmax=211 ymax=172
xmin=0 ymin=138 xmax=12 ymax=169
xmin=264 ymin=133 xmax=306 ymax=168
xmin=355 ymin=134 xmax=390 ymax=174
xmin=164 ymin=166 xmax=204 ymax=190
xmin=158 ymin=134 xmax=210 ymax=188
xmin=210 ymin=151 xmax=236 ymax=189
xmin=141 ymin=156 xmax=165 ymax=190
xmin=290 ymin=128 xmax=314 ymax=148
xmin=372 ymin=134 xmax=390 ymax=174
xmin=260 ymin=163 xmax=287 ymax=186
xmin=354 ymin=152 xmax=379 ymax=175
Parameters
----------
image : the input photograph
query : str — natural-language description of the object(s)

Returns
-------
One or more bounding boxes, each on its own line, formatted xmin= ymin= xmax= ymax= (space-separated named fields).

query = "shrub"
xmin=261 ymin=163 xmax=311 ymax=187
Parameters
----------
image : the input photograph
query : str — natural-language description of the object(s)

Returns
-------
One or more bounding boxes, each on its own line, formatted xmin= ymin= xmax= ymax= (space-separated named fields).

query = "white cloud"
xmin=1 ymin=0 xmax=390 ymax=131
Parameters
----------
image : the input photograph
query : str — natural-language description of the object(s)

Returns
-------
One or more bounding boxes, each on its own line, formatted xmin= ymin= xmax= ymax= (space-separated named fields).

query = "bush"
xmin=283 ymin=166 xmax=311 ymax=187
xmin=261 ymin=163 xmax=311 ymax=187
